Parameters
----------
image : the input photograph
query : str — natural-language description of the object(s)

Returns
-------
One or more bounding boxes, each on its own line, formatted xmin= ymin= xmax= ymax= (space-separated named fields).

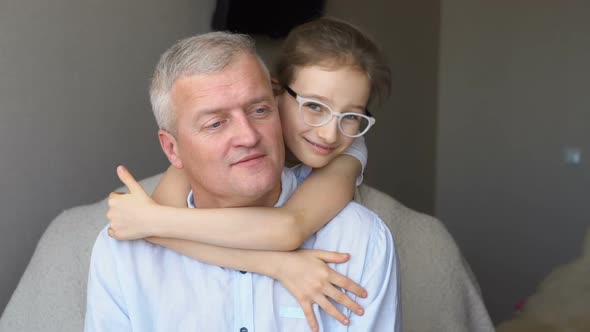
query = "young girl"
xmin=108 ymin=17 xmax=390 ymax=331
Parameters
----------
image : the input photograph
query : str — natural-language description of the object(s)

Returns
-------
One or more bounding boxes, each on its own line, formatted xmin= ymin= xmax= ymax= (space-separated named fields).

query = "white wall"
xmin=437 ymin=1 xmax=590 ymax=323
xmin=0 ymin=0 xmax=215 ymax=314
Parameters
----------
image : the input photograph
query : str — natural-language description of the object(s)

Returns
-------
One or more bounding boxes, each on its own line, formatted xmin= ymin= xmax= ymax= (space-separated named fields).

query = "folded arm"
xmin=108 ymin=154 xmax=360 ymax=251
xmin=146 ymin=236 xmax=366 ymax=331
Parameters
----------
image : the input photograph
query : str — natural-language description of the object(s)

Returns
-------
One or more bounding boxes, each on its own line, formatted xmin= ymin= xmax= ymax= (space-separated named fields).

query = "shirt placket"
xmin=234 ymin=270 xmax=254 ymax=332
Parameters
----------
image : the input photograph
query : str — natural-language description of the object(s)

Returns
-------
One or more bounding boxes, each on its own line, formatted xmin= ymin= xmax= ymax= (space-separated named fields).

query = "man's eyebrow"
xmin=246 ymin=95 xmax=274 ymax=106
xmin=191 ymin=96 xmax=274 ymax=122
xmin=195 ymin=108 xmax=224 ymax=116
xmin=191 ymin=108 xmax=224 ymax=125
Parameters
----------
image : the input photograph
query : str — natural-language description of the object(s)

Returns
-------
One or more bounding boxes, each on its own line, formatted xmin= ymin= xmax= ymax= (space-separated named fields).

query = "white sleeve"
xmin=349 ymin=215 xmax=401 ymax=332
xmin=341 ymin=136 xmax=368 ymax=186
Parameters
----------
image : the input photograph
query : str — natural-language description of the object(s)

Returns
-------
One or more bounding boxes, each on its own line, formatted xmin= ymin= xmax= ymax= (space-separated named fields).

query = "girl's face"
xmin=278 ymin=65 xmax=371 ymax=168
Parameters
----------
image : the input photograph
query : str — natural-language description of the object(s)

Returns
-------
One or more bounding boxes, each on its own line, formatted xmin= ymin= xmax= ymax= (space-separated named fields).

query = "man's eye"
xmin=204 ymin=120 xmax=226 ymax=130
xmin=250 ymin=107 xmax=270 ymax=118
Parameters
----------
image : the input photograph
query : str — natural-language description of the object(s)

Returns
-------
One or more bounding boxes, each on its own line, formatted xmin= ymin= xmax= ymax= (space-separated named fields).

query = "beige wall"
xmin=437 ymin=1 xmax=590 ymax=323
xmin=324 ymin=1 xmax=440 ymax=215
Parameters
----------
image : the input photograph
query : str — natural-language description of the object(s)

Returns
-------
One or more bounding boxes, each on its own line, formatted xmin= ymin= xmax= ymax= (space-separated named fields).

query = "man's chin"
xmin=234 ymin=179 xmax=281 ymax=204
xmin=231 ymin=164 xmax=281 ymax=184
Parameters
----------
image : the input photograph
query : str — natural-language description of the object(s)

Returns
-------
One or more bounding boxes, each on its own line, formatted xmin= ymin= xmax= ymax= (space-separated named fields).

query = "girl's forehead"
xmin=291 ymin=65 xmax=368 ymax=87
xmin=291 ymin=62 xmax=366 ymax=81
xmin=289 ymin=65 xmax=371 ymax=108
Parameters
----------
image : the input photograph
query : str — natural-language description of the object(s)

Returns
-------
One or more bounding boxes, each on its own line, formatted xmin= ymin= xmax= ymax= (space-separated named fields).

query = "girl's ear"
xmin=271 ymin=78 xmax=283 ymax=96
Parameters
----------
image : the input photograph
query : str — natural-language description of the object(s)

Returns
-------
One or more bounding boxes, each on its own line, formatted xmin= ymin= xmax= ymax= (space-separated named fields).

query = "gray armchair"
xmin=0 ymin=173 xmax=493 ymax=331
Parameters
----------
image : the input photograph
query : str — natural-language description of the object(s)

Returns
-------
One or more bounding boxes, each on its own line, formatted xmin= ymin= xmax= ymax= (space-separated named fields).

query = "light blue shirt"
xmin=85 ymin=168 xmax=400 ymax=331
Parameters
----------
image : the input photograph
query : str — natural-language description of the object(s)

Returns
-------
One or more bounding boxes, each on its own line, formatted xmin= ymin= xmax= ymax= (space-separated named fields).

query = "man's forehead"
xmin=170 ymin=74 xmax=274 ymax=119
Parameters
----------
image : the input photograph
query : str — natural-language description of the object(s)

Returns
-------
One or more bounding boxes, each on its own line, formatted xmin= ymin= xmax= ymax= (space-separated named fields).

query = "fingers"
xmin=108 ymin=191 xmax=125 ymax=199
xmin=315 ymin=296 xmax=350 ymax=326
xmin=116 ymin=165 xmax=146 ymax=195
xmin=107 ymin=226 xmax=125 ymax=240
xmin=301 ymin=303 xmax=319 ymax=332
xmin=309 ymin=249 xmax=350 ymax=264
xmin=329 ymin=272 xmax=367 ymax=299
xmin=324 ymin=285 xmax=364 ymax=317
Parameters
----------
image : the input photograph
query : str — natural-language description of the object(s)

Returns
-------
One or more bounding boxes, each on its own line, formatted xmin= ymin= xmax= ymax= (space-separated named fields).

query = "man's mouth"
xmin=303 ymin=138 xmax=336 ymax=155
xmin=232 ymin=153 xmax=266 ymax=166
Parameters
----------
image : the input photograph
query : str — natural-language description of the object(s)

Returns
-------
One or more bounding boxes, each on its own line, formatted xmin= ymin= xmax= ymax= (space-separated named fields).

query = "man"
xmin=84 ymin=31 xmax=399 ymax=331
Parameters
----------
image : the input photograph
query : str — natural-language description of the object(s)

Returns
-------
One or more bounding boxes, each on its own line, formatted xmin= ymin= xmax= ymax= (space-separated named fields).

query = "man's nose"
xmin=316 ymin=116 xmax=339 ymax=144
xmin=233 ymin=113 xmax=261 ymax=147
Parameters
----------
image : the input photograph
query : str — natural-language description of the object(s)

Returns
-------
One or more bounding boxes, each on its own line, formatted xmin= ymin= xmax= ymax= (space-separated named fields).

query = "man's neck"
xmin=189 ymin=182 xmax=283 ymax=208
xmin=284 ymin=149 xmax=300 ymax=168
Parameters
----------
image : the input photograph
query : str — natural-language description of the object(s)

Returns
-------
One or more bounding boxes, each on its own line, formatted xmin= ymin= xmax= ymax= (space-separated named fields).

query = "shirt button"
xmin=240 ymin=270 xmax=247 ymax=274
xmin=240 ymin=328 xmax=248 ymax=332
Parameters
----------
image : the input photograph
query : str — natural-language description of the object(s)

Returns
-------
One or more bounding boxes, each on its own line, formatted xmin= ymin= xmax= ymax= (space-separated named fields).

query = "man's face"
xmin=160 ymin=53 xmax=285 ymax=208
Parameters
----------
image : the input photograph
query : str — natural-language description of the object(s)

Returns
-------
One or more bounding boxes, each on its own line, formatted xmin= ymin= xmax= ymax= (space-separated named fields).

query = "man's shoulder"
xmin=338 ymin=201 xmax=385 ymax=227
xmin=319 ymin=201 xmax=392 ymax=243
xmin=91 ymin=224 xmax=148 ymax=257
xmin=311 ymin=201 xmax=396 ymax=275
xmin=341 ymin=200 xmax=381 ymax=218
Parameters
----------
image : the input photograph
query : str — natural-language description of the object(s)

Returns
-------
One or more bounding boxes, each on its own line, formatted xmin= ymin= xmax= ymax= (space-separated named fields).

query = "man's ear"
xmin=158 ymin=129 xmax=183 ymax=169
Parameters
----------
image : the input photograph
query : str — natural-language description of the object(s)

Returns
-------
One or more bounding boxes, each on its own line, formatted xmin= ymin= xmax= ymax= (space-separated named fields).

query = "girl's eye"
xmin=343 ymin=114 xmax=360 ymax=121
xmin=307 ymin=103 xmax=322 ymax=112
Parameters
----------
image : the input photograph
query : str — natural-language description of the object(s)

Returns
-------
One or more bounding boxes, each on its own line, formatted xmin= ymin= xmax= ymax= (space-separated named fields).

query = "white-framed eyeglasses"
xmin=285 ymin=86 xmax=376 ymax=138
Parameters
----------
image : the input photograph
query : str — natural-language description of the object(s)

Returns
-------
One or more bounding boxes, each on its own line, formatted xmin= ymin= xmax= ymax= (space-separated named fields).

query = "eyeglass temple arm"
xmin=285 ymin=86 xmax=298 ymax=98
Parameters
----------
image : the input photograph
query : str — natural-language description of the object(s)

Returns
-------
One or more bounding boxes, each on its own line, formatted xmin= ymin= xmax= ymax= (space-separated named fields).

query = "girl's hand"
xmin=273 ymin=249 xmax=367 ymax=332
xmin=107 ymin=166 xmax=158 ymax=240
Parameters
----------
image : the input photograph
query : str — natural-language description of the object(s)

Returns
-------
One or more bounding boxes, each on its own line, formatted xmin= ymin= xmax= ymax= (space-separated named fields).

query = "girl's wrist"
xmin=265 ymin=251 xmax=287 ymax=280
xmin=143 ymin=204 xmax=167 ymax=237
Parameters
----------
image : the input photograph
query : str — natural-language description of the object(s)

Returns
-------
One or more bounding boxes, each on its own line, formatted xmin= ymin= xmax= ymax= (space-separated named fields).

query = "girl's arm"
xmin=108 ymin=155 xmax=360 ymax=251
xmin=106 ymin=165 xmax=366 ymax=331
xmin=142 ymin=236 xmax=366 ymax=332
xmin=151 ymin=165 xmax=191 ymax=208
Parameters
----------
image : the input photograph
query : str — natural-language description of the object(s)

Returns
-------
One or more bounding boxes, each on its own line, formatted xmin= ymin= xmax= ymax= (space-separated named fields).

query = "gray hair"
xmin=149 ymin=31 xmax=270 ymax=134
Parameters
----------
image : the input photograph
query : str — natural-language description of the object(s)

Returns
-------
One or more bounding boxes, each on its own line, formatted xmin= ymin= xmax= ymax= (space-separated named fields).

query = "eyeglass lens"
xmin=300 ymin=100 xmax=369 ymax=136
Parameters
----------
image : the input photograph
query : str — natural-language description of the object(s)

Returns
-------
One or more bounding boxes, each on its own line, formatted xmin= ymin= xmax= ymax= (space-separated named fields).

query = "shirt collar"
xmin=187 ymin=168 xmax=297 ymax=209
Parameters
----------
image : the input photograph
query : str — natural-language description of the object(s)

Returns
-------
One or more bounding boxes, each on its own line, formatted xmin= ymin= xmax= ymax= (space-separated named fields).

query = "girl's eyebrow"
xmin=298 ymin=92 xmax=330 ymax=104
xmin=301 ymin=93 xmax=366 ymax=111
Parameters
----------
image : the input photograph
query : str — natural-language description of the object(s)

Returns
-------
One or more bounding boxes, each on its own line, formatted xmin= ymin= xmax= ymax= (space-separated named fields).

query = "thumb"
xmin=116 ymin=165 xmax=147 ymax=196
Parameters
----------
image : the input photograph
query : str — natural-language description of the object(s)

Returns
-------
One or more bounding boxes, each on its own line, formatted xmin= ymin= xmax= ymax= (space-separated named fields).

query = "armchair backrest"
xmin=1 ymin=174 xmax=493 ymax=332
